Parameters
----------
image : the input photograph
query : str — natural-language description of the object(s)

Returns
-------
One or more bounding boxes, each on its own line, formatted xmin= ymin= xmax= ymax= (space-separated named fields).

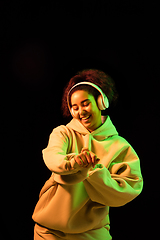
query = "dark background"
xmin=1 ymin=1 xmax=159 ymax=239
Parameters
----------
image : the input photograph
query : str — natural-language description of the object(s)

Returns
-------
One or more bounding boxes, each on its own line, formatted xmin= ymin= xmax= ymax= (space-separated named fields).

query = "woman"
xmin=32 ymin=69 xmax=143 ymax=240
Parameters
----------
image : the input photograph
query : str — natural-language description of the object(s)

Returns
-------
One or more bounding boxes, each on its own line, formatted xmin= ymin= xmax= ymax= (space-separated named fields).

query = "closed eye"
xmin=82 ymin=100 xmax=90 ymax=107
xmin=82 ymin=103 xmax=90 ymax=107
xmin=71 ymin=99 xmax=90 ymax=110
xmin=72 ymin=105 xmax=78 ymax=111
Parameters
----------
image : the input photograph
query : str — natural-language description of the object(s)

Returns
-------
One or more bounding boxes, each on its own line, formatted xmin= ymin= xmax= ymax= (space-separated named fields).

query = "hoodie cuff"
xmin=54 ymin=158 xmax=90 ymax=185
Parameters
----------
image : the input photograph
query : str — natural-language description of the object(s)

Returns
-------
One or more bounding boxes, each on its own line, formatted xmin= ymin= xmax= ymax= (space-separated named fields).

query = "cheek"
xmin=86 ymin=105 xmax=92 ymax=112
xmin=89 ymin=103 xmax=99 ymax=114
xmin=72 ymin=110 xmax=79 ymax=118
xmin=87 ymin=102 xmax=97 ymax=112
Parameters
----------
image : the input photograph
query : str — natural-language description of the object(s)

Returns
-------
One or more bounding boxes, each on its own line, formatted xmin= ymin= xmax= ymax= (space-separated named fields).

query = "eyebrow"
xmin=71 ymin=98 xmax=90 ymax=107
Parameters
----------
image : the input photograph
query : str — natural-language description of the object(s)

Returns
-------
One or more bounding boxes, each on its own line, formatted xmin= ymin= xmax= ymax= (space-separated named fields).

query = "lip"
xmin=80 ymin=115 xmax=91 ymax=123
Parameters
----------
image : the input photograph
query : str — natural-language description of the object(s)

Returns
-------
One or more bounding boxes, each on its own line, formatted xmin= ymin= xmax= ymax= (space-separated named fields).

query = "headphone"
xmin=67 ymin=81 xmax=109 ymax=116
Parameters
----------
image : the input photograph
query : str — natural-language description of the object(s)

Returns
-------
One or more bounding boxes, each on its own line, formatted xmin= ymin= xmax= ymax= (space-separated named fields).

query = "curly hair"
xmin=61 ymin=69 xmax=118 ymax=117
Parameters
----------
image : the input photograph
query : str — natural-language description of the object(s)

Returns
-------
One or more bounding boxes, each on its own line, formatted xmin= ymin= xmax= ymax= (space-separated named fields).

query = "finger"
xmin=74 ymin=155 xmax=83 ymax=166
xmin=83 ymin=151 xmax=92 ymax=164
xmin=80 ymin=153 xmax=88 ymax=165
xmin=90 ymin=153 xmax=97 ymax=165
xmin=91 ymin=156 xmax=96 ymax=168
xmin=81 ymin=148 xmax=89 ymax=152
xmin=95 ymin=158 xmax=100 ymax=165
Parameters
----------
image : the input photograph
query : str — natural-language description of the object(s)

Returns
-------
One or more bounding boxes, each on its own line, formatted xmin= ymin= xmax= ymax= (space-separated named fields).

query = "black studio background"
xmin=1 ymin=1 xmax=159 ymax=239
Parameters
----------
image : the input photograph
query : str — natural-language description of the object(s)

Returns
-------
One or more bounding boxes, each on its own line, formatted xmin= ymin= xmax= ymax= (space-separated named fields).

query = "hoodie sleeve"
xmin=83 ymin=138 xmax=143 ymax=207
xmin=42 ymin=126 xmax=89 ymax=183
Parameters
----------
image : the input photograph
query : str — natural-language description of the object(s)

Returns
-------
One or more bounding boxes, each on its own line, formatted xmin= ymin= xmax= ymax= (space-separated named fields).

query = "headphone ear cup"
xmin=103 ymin=95 xmax=109 ymax=108
xmin=97 ymin=95 xmax=109 ymax=110
xmin=97 ymin=95 xmax=105 ymax=110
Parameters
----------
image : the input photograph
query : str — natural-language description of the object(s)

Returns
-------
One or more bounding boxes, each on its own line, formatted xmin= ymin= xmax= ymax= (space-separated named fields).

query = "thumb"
xmin=81 ymin=148 xmax=89 ymax=152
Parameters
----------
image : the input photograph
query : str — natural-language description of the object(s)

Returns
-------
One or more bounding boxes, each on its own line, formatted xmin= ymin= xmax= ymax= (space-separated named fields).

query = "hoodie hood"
xmin=66 ymin=115 xmax=118 ymax=141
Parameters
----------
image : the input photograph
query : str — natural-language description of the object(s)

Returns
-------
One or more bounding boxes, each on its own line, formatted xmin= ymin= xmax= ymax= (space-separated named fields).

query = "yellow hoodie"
xmin=32 ymin=116 xmax=143 ymax=238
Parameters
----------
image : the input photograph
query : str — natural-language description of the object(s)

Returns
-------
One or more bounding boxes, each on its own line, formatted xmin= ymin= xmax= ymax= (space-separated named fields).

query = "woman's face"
xmin=71 ymin=90 xmax=102 ymax=132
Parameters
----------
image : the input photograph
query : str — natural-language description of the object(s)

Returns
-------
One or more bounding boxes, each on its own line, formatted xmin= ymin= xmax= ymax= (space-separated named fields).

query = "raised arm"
xmin=42 ymin=126 xmax=91 ymax=184
xmin=43 ymin=126 xmax=78 ymax=174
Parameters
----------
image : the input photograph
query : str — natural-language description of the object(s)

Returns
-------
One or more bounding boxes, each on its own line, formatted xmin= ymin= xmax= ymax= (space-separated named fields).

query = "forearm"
xmin=42 ymin=148 xmax=93 ymax=185
xmin=83 ymin=164 xmax=143 ymax=207
xmin=43 ymin=148 xmax=79 ymax=174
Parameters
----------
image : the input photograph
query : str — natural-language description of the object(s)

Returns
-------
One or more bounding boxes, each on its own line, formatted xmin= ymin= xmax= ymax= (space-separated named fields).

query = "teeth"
xmin=82 ymin=116 xmax=90 ymax=120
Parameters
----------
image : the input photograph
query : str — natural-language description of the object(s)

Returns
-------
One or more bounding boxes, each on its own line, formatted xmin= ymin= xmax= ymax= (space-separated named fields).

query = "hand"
xmin=74 ymin=148 xmax=100 ymax=168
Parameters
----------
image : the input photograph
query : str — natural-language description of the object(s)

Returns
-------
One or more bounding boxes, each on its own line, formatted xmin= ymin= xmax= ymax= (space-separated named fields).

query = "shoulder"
xmin=109 ymin=134 xmax=130 ymax=146
xmin=51 ymin=124 xmax=70 ymax=136
xmin=49 ymin=124 xmax=74 ymax=141
xmin=46 ymin=125 xmax=71 ymax=148
xmin=109 ymin=135 xmax=138 ymax=158
xmin=108 ymin=135 xmax=135 ymax=153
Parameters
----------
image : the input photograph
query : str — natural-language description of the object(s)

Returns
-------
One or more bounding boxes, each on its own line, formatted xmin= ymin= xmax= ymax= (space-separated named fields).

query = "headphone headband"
xmin=67 ymin=81 xmax=109 ymax=113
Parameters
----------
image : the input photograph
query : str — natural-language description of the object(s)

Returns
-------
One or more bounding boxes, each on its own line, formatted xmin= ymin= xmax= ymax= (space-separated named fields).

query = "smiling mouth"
xmin=80 ymin=115 xmax=91 ymax=122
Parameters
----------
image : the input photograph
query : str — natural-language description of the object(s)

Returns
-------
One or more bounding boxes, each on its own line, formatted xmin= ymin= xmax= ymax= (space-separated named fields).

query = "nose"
xmin=79 ymin=106 xmax=86 ymax=116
